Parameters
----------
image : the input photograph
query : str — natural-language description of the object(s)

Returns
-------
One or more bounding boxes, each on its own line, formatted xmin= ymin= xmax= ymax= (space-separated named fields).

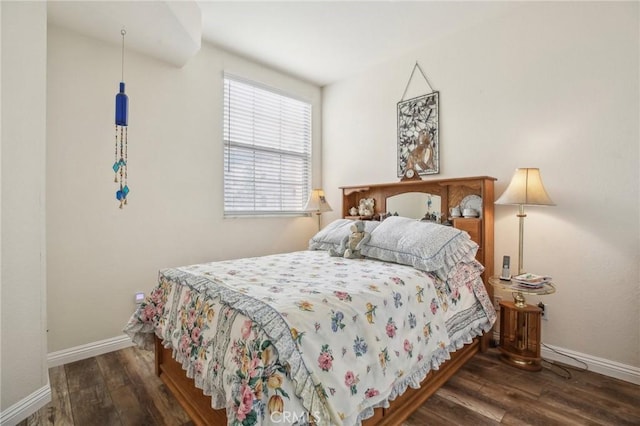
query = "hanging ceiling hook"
xmin=120 ymin=28 xmax=126 ymax=81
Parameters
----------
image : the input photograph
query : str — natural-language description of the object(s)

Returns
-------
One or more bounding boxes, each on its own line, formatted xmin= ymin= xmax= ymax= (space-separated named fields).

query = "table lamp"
xmin=495 ymin=168 xmax=555 ymax=275
xmin=304 ymin=188 xmax=333 ymax=230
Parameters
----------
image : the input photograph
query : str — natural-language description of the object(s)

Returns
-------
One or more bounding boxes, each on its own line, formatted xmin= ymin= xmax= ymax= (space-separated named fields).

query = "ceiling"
xmin=48 ymin=1 xmax=517 ymax=87
xmin=48 ymin=1 xmax=201 ymax=67
xmin=198 ymin=1 xmax=516 ymax=86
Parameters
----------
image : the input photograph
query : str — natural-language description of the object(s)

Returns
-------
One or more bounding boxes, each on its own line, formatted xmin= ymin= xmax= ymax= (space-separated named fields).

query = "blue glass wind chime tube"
xmin=114 ymin=30 xmax=130 ymax=208
xmin=116 ymin=82 xmax=128 ymax=126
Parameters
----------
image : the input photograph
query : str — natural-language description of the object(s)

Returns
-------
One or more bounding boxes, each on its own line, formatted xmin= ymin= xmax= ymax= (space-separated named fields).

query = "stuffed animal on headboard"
xmin=358 ymin=198 xmax=375 ymax=217
xmin=329 ymin=220 xmax=371 ymax=259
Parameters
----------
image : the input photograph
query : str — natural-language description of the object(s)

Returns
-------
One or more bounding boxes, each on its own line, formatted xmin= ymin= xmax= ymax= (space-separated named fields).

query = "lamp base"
xmin=499 ymin=352 xmax=542 ymax=372
xmin=512 ymin=291 xmax=527 ymax=308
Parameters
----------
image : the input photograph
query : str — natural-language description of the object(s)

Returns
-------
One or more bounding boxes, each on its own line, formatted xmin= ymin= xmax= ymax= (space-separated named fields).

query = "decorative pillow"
xmin=309 ymin=219 xmax=380 ymax=251
xmin=360 ymin=216 xmax=478 ymax=280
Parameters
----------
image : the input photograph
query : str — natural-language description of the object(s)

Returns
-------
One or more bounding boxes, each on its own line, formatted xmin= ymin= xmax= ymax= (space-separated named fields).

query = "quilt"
xmin=124 ymin=250 xmax=495 ymax=426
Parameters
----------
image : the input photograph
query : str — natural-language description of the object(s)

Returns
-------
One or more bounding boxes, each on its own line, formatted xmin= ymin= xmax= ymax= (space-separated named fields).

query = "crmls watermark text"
xmin=270 ymin=411 xmax=321 ymax=423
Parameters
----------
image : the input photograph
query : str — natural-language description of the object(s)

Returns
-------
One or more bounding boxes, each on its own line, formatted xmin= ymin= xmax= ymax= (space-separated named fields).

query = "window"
xmin=223 ymin=75 xmax=312 ymax=216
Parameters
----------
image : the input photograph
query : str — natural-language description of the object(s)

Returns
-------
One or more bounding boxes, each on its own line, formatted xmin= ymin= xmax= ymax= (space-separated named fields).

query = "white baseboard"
xmin=541 ymin=343 xmax=640 ymax=385
xmin=47 ymin=334 xmax=134 ymax=368
xmin=0 ymin=336 xmax=134 ymax=425
xmin=44 ymin=334 xmax=639 ymax=386
xmin=491 ymin=330 xmax=638 ymax=384
xmin=0 ymin=383 xmax=51 ymax=426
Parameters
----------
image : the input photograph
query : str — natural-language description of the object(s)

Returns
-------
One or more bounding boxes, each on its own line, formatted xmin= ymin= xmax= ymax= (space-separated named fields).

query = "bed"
xmin=125 ymin=176 xmax=496 ymax=426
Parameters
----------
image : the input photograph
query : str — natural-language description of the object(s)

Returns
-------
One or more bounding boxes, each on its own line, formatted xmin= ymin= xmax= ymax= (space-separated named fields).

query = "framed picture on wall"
xmin=397 ymin=91 xmax=439 ymax=178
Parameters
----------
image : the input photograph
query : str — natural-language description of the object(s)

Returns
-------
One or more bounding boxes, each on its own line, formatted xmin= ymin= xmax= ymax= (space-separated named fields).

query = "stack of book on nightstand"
xmin=511 ymin=273 xmax=552 ymax=290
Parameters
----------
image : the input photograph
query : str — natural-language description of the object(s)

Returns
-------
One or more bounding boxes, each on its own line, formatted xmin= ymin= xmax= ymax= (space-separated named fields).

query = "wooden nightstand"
xmin=489 ymin=276 xmax=556 ymax=371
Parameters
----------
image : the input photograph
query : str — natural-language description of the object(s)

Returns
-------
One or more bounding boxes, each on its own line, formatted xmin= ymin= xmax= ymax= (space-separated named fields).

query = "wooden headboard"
xmin=339 ymin=176 xmax=496 ymax=292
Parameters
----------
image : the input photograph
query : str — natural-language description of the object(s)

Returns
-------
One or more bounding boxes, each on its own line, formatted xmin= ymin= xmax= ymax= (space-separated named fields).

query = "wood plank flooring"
xmin=19 ymin=347 xmax=640 ymax=425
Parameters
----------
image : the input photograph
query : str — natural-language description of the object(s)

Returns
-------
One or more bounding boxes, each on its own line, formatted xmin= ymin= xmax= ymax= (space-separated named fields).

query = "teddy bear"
xmin=358 ymin=198 xmax=375 ymax=217
xmin=329 ymin=220 xmax=371 ymax=259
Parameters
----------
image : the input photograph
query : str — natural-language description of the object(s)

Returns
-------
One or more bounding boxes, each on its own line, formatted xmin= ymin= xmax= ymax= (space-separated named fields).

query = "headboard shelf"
xmin=339 ymin=176 xmax=496 ymax=289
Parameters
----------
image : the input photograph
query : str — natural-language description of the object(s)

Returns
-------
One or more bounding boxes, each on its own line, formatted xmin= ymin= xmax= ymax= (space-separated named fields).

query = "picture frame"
xmin=397 ymin=91 xmax=439 ymax=178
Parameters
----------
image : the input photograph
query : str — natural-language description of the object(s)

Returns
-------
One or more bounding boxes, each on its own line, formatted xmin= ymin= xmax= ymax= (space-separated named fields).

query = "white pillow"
xmin=309 ymin=219 xmax=380 ymax=251
xmin=360 ymin=216 xmax=479 ymax=280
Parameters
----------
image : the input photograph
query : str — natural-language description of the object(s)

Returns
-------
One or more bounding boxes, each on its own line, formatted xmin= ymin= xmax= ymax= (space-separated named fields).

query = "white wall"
xmin=323 ymin=2 xmax=639 ymax=368
xmin=46 ymin=26 xmax=322 ymax=352
xmin=1 ymin=0 xmax=49 ymax=414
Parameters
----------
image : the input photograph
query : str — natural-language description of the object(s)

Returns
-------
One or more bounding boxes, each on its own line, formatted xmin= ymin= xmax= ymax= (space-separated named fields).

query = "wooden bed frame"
xmin=155 ymin=176 xmax=496 ymax=425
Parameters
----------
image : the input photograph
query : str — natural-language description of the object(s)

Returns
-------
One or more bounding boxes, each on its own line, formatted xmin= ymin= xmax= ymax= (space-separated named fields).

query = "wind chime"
xmin=113 ymin=28 xmax=130 ymax=208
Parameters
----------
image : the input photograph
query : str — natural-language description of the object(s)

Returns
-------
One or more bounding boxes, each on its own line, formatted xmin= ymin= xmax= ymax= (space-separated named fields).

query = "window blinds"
xmin=223 ymin=75 xmax=312 ymax=216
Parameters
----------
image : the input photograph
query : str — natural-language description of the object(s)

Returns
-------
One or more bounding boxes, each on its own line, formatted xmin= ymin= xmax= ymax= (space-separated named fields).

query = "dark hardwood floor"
xmin=19 ymin=346 xmax=640 ymax=426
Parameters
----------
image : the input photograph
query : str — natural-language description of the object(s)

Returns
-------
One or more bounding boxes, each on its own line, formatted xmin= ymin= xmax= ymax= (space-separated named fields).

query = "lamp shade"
xmin=304 ymin=188 xmax=333 ymax=213
xmin=495 ymin=168 xmax=555 ymax=206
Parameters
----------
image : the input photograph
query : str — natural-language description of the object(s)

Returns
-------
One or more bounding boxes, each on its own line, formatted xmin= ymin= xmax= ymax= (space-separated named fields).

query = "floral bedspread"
xmin=124 ymin=250 xmax=494 ymax=426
